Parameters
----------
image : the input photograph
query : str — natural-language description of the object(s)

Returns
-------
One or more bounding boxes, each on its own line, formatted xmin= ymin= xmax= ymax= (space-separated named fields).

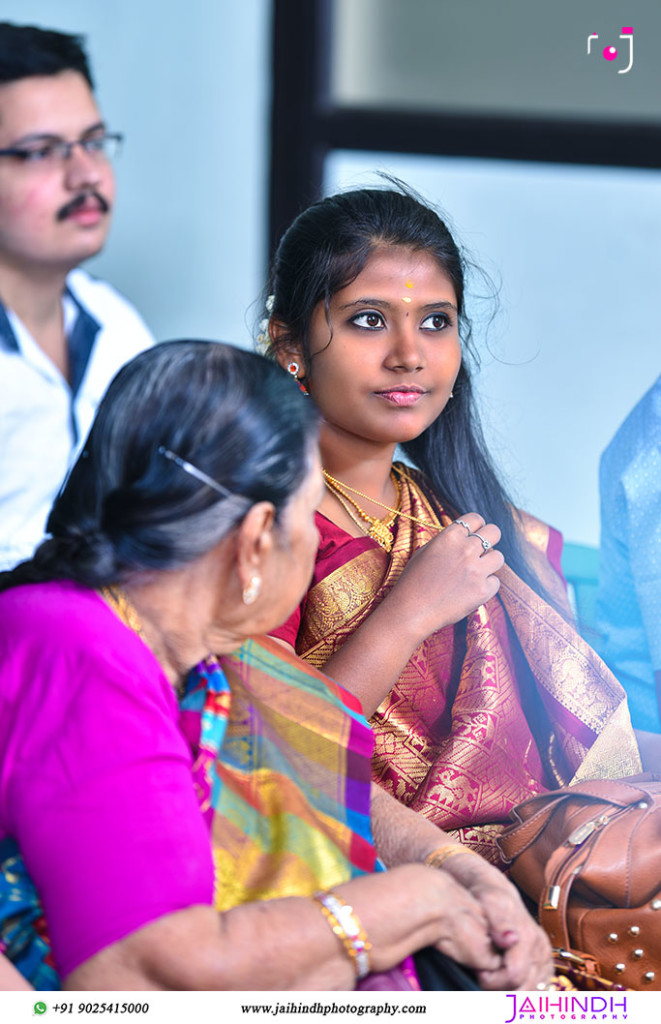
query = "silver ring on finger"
xmin=454 ymin=518 xmax=473 ymax=536
xmin=472 ymin=532 xmax=491 ymax=553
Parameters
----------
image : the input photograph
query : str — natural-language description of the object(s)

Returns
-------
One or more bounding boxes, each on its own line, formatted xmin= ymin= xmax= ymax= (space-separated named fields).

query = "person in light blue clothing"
xmin=596 ymin=374 xmax=661 ymax=733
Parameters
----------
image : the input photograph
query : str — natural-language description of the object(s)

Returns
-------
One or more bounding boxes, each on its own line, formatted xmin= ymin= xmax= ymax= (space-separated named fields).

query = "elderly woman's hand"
xmin=369 ymin=785 xmax=553 ymax=990
xmin=439 ymin=852 xmax=553 ymax=991
xmin=335 ymin=864 xmax=504 ymax=979
xmin=64 ymin=864 xmax=508 ymax=991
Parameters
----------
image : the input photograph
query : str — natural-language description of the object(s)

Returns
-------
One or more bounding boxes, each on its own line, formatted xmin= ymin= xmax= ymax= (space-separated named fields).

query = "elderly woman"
xmin=0 ymin=341 xmax=551 ymax=991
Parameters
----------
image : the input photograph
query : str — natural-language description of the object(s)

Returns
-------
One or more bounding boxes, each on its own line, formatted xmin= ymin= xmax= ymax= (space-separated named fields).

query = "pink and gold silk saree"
xmin=278 ymin=464 xmax=641 ymax=864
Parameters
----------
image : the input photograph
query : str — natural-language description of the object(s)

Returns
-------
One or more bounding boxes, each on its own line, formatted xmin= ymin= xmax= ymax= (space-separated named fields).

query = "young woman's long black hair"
xmin=262 ymin=184 xmax=544 ymax=595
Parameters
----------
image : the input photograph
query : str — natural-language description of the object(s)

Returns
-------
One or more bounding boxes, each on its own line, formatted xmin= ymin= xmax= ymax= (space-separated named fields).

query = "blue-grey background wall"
xmin=3 ymin=0 xmax=270 ymax=347
xmin=325 ymin=153 xmax=661 ymax=547
xmin=325 ymin=0 xmax=661 ymax=546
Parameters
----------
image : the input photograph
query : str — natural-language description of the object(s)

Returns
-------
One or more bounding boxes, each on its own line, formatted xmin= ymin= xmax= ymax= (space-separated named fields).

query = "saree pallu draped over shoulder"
xmin=294 ymin=464 xmax=641 ymax=864
xmin=183 ymin=637 xmax=421 ymax=989
xmin=180 ymin=636 xmax=377 ymax=910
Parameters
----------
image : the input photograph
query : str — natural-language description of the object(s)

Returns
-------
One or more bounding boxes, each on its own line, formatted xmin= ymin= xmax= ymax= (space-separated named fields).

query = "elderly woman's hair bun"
xmin=0 ymin=341 xmax=318 ymax=592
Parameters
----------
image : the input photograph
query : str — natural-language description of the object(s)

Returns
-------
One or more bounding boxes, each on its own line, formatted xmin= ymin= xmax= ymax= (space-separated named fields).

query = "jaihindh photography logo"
xmin=504 ymin=992 xmax=628 ymax=1022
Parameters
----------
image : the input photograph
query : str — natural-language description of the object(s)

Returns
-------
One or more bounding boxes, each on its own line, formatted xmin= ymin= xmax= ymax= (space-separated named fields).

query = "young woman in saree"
xmin=265 ymin=185 xmax=642 ymax=866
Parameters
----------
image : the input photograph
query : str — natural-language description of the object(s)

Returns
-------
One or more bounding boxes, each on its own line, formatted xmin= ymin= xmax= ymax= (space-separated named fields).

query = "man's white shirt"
xmin=0 ymin=269 xmax=154 ymax=570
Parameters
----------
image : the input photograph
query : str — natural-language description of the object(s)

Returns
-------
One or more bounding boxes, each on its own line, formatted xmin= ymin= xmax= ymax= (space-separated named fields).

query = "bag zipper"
xmin=542 ymin=806 xmax=630 ymax=910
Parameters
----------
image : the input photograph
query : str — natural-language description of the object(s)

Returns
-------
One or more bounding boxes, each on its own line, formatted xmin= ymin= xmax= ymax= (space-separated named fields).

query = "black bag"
xmin=413 ymin=946 xmax=480 ymax=990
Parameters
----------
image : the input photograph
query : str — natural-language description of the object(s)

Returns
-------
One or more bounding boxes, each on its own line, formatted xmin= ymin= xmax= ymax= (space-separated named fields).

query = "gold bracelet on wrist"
xmin=424 ymin=844 xmax=480 ymax=870
xmin=314 ymin=891 xmax=372 ymax=979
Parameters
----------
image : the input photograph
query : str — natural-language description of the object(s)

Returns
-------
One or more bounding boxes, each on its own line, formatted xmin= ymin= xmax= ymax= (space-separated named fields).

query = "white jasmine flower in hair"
xmin=265 ymin=294 xmax=275 ymax=313
xmin=256 ymin=316 xmax=271 ymax=353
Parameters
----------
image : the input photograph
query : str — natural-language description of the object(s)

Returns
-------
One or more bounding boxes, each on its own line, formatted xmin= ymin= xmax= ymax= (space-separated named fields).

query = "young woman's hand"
xmin=317 ymin=512 xmax=505 ymax=716
xmin=383 ymin=512 xmax=504 ymax=642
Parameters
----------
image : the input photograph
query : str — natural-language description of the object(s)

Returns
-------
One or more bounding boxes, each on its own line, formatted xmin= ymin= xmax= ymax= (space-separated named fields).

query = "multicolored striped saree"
xmin=0 ymin=636 xmax=390 ymax=988
xmin=183 ymin=636 xmax=378 ymax=909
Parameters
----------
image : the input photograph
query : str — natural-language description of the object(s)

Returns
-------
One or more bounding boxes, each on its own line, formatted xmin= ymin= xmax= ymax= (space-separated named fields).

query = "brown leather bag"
xmin=497 ymin=775 xmax=661 ymax=990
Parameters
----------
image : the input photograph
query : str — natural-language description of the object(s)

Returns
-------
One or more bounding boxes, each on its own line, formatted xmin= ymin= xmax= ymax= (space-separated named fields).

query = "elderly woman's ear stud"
xmin=242 ymin=574 xmax=262 ymax=606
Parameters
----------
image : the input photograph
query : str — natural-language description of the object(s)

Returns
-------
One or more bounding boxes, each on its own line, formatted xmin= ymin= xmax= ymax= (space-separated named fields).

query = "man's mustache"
xmin=56 ymin=191 xmax=111 ymax=222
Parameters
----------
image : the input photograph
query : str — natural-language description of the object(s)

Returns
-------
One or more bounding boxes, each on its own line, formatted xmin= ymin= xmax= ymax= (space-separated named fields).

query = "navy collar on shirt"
xmin=0 ymin=284 xmax=101 ymax=401
xmin=0 ymin=300 xmax=17 ymax=352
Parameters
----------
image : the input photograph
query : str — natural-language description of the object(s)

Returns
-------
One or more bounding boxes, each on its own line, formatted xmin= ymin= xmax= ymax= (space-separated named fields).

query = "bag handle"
xmin=498 ymin=790 xmax=606 ymax=862
xmin=498 ymin=778 xmax=651 ymax=863
xmin=498 ymin=795 xmax=568 ymax=862
xmin=560 ymin=778 xmax=651 ymax=804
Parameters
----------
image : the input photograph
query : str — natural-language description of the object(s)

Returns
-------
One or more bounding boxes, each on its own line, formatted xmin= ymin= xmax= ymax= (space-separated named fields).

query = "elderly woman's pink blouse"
xmin=0 ymin=581 xmax=214 ymax=979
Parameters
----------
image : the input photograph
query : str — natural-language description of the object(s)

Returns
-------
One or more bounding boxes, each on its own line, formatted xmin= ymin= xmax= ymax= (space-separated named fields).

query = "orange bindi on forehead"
xmin=401 ymin=278 xmax=414 ymax=303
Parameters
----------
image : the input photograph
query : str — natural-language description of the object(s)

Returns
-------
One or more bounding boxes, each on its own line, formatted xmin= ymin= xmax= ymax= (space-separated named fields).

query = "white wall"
xmin=325 ymin=153 xmax=661 ymax=546
xmin=3 ymin=0 xmax=271 ymax=346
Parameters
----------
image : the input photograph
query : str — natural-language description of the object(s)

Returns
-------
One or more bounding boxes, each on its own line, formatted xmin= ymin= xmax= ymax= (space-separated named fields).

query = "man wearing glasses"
xmin=0 ymin=22 xmax=154 ymax=570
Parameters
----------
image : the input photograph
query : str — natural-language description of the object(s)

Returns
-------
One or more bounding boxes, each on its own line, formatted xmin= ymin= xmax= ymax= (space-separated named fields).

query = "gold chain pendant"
xmin=368 ymin=518 xmax=394 ymax=552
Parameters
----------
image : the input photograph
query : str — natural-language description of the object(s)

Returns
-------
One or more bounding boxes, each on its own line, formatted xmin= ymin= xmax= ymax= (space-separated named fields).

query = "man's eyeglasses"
xmin=0 ymin=132 xmax=123 ymax=166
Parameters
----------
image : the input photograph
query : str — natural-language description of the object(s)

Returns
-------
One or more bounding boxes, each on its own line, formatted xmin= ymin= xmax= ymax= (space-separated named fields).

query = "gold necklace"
xmin=322 ymin=466 xmax=443 ymax=552
xmin=328 ymin=488 xmax=375 ymax=536
xmin=323 ymin=470 xmax=407 ymax=553
xmin=102 ymin=586 xmax=188 ymax=696
xmin=102 ymin=585 xmax=145 ymax=638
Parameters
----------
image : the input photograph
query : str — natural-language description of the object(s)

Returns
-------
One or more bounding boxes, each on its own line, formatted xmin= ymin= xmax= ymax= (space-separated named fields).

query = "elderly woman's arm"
xmin=0 ymin=954 xmax=32 ymax=991
xmin=5 ymin=620 xmax=499 ymax=992
xmin=370 ymin=783 xmax=553 ymax=991
xmin=65 ymin=792 xmax=554 ymax=992
xmin=65 ymin=865 xmax=503 ymax=990
xmin=7 ymin=596 xmax=548 ymax=993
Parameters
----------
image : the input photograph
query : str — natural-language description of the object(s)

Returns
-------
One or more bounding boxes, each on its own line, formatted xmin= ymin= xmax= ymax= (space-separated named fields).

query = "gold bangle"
xmin=424 ymin=845 xmax=480 ymax=869
xmin=314 ymin=891 xmax=372 ymax=979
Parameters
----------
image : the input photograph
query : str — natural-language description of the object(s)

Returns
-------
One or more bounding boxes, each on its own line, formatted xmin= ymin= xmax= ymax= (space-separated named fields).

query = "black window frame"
xmin=269 ymin=0 xmax=661 ymax=258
